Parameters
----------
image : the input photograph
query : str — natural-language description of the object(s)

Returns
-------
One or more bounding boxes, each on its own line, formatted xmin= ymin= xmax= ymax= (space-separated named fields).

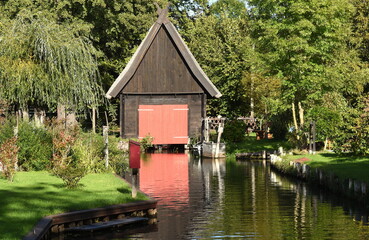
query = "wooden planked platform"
xmin=67 ymin=217 xmax=148 ymax=232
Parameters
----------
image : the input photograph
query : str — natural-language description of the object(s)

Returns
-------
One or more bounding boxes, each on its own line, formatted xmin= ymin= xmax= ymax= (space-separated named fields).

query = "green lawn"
xmin=226 ymin=133 xmax=291 ymax=155
xmin=285 ymin=153 xmax=369 ymax=184
xmin=0 ymin=171 xmax=148 ymax=240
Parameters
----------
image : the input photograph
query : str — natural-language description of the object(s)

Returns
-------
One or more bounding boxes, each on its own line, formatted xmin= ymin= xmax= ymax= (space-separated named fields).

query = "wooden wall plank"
xmin=122 ymin=95 xmax=203 ymax=140
xmin=124 ymin=27 xmax=203 ymax=94
xmin=124 ymin=95 xmax=139 ymax=138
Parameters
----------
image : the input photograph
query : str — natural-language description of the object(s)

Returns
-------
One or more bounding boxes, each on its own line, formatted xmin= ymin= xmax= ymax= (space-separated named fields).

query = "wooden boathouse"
xmin=106 ymin=5 xmax=221 ymax=145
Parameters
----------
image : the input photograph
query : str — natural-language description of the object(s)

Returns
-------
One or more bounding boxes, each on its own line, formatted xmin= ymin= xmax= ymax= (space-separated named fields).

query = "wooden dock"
xmin=67 ymin=217 xmax=149 ymax=232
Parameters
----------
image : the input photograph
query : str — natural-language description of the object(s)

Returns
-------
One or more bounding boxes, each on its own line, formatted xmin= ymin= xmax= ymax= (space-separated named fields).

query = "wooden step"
xmin=67 ymin=217 xmax=149 ymax=232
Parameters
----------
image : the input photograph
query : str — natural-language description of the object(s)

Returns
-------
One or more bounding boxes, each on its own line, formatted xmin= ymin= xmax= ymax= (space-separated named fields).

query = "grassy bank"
xmin=285 ymin=153 xmax=369 ymax=184
xmin=0 ymin=171 xmax=147 ymax=240
xmin=226 ymin=133 xmax=291 ymax=155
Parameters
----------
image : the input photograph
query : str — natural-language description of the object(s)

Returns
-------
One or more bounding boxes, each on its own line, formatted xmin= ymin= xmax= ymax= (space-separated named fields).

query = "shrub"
xmin=73 ymin=132 xmax=105 ymax=173
xmin=0 ymin=118 xmax=16 ymax=143
xmin=72 ymin=132 xmax=129 ymax=175
xmin=0 ymin=137 xmax=19 ymax=181
xmin=140 ymin=134 xmax=153 ymax=152
xmin=50 ymin=123 xmax=86 ymax=188
xmin=223 ymin=120 xmax=247 ymax=143
xmin=0 ymin=119 xmax=53 ymax=171
xmin=269 ymin=112 xmax=290 ymax=140
xmin=108 ymin=136 xmax=129 ymax=175
xmin=18 ymin=122 xmax=52 ymax=171
xmin=53 ymin=164 xmax=86 ymax=189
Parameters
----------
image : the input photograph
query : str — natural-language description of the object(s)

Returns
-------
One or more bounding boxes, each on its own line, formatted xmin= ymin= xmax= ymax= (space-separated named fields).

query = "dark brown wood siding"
xmin=122 ymin=94 xmax=203 ymax=140
xmin=123 ymin=27 xmax=204 ymax=94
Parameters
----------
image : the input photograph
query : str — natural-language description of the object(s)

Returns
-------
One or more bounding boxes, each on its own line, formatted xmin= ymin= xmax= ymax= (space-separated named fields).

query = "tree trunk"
xmin=34 ymin=108 xmax=46 ymax=127
xmin=324 ymin=137 xmax=328 ymax=151
xmin=92 ymin=107 xmax=96 ymax=133
xmin=66 ymin=112 xmax=77 ymax=127
xmin=57 ymin=104 xmax=66 ymax=121
xmin=58 ymin=104 xmax=77 ymax=127
xmin=292 ymin=102 xmax=299 ymax=140
xmin=250 ymin=46 xmax=255 ymax=120
xmin=21 ymin=107 xmax=29 ymax=121
xmin=250 ymin=74 xmax=254 ymax=119
xmin=298 ymin=101 xmax=304 ymax=128
xmin=250 ymin=96 xmax=254 ymax=119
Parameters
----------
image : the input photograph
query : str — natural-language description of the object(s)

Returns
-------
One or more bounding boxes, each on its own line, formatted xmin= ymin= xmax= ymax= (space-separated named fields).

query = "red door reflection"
xmin=139 ymin=153 xmax=189 ymax=209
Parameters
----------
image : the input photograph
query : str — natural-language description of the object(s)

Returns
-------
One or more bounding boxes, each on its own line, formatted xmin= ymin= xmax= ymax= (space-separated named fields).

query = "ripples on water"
xmin=62 ymin=153 xmax=369 ymax=240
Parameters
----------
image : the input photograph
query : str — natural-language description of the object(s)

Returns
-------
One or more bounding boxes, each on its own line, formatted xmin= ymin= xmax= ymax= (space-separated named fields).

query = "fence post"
xmin=103 ymin=126 xmax=109 ymax=169
xmin=215 ymin=118 xmax=224 ymax=158
xmin=129 ymin=140 xmax=141 ymax=198
xmin=204 ymin=117 xmax=209 ymax=142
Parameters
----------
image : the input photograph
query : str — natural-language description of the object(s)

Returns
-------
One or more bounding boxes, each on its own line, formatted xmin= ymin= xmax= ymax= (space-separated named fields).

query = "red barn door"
xmin=138 ymin=105 xmax=188 ymax=144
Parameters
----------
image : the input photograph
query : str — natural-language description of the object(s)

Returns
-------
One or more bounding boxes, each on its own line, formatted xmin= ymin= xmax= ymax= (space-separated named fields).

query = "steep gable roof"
xmin=106 ymin=6 xmax=222 ymax=99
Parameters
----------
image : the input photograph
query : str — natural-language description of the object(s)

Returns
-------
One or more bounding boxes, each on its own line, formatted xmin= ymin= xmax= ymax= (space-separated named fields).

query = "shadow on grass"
xmin=117 ymin=187 xmax=131 ymax=194
xmin=0 ymin=181 xmax=136 ymax=239
xmin=318 ymin=153 xmax=367 ymax=163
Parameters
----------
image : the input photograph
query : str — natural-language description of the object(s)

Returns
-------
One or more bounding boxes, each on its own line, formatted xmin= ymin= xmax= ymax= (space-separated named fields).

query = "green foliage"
xmin=0 ymin=118 xmax=15 ymax=143
xmin=351 ymin=0 xmax=369 ymax=63
xmin=108 ymin=136 xmax=129 ymax=175
xmin=269 ymin=110 xmax=290 ymax=140
xmin=306 ymin=92 xmax=347 ymax=142
xmin=0 ymin=119 xmax=52 ymax=171
xmin=223 ymin=120 xmax=247 ymax=143
xmin=186 ymin=2 xmax=255 ymax=117
xmin=17 ymin=122 xmax=52 ymax=171
xmin=248 ymin=0 xmax=368 ymax=146
xmin=1 ymin=0 xmax=369 ymax=155
xmin=53 ymin=165 xmax=86 ymax=189
xmin=0 ymin=11 xmax=103 ymax=110
xmin=50 ymin=122 xmax=86 ymax=188
xmin=226 ymin=133 xmax=291 ymax=154
xmin=72 ymin=132 xmax=105 ymax=173
xmin=332 ymin=98 xmax=369 ymax=155
xmin=242 ymin=72 xmax=282 ymax=121
xmin=71 ymin=131 xmax=129 ymax=175
xmin=140 ymin=134 xmax=153 ymax=152
xmin=274 ymin=157 xmax=297 ymax=176
xmin=0 ymin=137 xmax=19 ymax=181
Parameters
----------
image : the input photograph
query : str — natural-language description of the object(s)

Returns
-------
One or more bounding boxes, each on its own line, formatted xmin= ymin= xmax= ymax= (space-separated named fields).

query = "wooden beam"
xmin=50 ymin=200 xmax=158 ymax=225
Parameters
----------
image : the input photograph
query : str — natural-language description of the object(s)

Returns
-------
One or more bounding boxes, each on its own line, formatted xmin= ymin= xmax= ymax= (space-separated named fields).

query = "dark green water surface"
xmin=135 ymin=154 xmax=369 ymax=239
xmin=64 ymin=153 xmax=369 ymax=239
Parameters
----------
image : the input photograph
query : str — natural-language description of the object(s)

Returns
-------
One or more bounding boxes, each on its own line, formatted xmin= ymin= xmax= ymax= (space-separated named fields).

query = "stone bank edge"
xmin=270 ymin=154 xmax=368 ymax=202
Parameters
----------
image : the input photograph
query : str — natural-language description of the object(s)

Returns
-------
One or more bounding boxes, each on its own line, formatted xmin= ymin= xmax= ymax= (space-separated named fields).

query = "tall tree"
xmin=249 ymin=0 xmax=366 ymax=140
xmin=0 ymin=11 xmax=102 ymax=112
xmin=351 ymin=0 xmax=369 ymax=63
xmin=186 ymin=0 xmax=256 ymax=117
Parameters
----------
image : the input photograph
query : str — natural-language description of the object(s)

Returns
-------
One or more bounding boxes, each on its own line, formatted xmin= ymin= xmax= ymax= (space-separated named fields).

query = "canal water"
xmin=64 ymin=153 xmax=369 ymax=239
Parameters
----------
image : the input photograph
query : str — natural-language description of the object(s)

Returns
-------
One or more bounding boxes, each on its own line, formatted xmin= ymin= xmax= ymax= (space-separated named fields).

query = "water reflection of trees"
xmin=191 ymin=159 xmax=369 ymax=239
xmin=126 ymin=154 xmax=369 ymax=239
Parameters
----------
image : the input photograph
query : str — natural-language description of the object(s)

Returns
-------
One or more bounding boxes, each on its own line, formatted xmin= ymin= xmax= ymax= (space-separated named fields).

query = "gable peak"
xmin=154 ymin=2 xmax=171 ymax=24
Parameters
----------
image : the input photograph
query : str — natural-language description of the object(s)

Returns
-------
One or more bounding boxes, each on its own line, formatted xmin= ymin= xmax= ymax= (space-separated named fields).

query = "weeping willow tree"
xmin=0 ymin=11 xmax=102 ymax=114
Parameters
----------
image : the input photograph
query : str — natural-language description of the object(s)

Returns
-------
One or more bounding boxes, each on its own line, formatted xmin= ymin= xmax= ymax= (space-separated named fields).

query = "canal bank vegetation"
xmin=226 ymin=133 xmax=291 ymax=155
xmin=283 ymin=153 xmax=369 ymax=185
xmin=0 ymin=119 xmax=152 ymax=238
xmin=0 ymin=118 xmax=131 ymax=184
xmin=0 ymin=171 xmax=148 ymax=240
